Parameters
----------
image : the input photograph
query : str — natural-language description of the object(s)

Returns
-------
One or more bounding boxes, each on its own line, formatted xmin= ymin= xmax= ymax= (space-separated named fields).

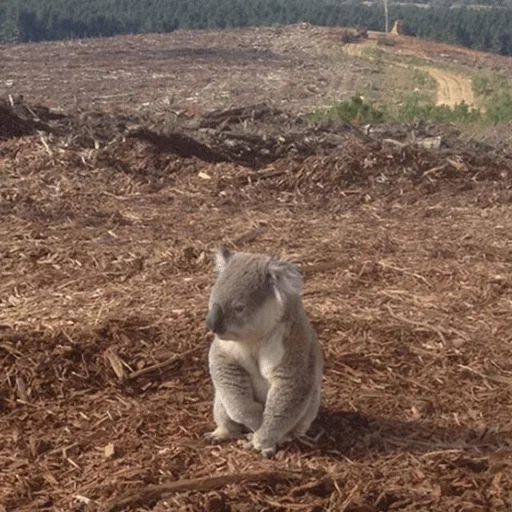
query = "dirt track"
xmin=422 ymin=67 xmax=475 ymax=107
xmin=341 ymin=34 xmax=476 ymax=108
xmin=1 ymin=24 xmax=512 ymax=512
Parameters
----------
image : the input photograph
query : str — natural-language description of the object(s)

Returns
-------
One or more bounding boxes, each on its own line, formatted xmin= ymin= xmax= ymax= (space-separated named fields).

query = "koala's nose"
xmin=206 ymin=303 xmax=224 ymax=333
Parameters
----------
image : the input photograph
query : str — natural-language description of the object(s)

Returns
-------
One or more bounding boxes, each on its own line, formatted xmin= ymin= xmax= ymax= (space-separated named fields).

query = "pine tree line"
xmin=0 ymin=0 xmax=511 ymax=57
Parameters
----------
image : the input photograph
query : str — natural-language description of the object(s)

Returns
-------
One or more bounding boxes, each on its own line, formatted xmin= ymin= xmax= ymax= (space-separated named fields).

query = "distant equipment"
xmin=391 ymin=20 xmax=405 ymax=35
xmin=340 ymin=27 xmax=368 ymax=44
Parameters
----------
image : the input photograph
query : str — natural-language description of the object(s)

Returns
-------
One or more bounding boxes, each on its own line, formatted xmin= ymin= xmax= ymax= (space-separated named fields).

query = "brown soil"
xmin=422 ymin=67 xmax=475 ymax=107
xmin=1 ymin=25 xmax=512 ymax=512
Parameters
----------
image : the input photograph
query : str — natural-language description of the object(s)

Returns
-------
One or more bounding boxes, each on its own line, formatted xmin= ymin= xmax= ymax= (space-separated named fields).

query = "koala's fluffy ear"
xmin=267 ymin=258 xmax=303 ymax=299
xmin=214 ymin=244 xmax=233 ymax=273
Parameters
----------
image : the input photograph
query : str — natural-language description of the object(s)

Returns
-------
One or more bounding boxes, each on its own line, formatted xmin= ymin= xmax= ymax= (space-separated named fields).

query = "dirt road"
xmin=342 ymin=36 xmax=475 ymax=108
xmin=421 ymin=66 xmax=475 ymax=107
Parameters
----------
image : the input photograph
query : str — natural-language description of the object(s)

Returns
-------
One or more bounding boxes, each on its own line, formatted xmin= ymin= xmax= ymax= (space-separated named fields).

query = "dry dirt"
xmin=418 ymin=67 xmax=475 ymax=107
xmin=342 ymin=32 xmax=478 ymax=108
xmin=1 ymin=24 xmax=512 ymax=512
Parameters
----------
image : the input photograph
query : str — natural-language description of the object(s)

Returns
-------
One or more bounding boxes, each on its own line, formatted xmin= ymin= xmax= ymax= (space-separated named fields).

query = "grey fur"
xmin=202 ymin=247 xmax=324 ymax=458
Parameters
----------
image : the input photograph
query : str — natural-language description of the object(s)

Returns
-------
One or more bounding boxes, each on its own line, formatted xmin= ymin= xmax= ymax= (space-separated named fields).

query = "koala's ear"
xmin=267 ymin=258 xmax=303 ymax=298
xmin=214 ymin=244 xmax=233 ymax=273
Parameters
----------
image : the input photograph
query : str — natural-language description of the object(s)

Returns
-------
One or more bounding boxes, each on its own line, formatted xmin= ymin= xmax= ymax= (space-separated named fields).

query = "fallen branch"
xmin=458 ymin=365 xmax=512 ymax=387
xmin=378 ymin=261 xmax=430 ymax=287
xmin=125 ymin=353 xmax=184 ymax=381
xmin=104 ymin=349 xmax=128 ymax=381
xmin=104 ymin=470 xmax=303 ymax=512
xmin=385 ymin=304 xmax=448 ymax=346
xmin=233 ymin=225 xmax=267 ymax=246
xmin=301 ymin=260 xmax=345 ymax=277
xmin=236 ymin=168 xmax=288 ymax=184
xmin=290 ymin=475 xmax=336 ymax=497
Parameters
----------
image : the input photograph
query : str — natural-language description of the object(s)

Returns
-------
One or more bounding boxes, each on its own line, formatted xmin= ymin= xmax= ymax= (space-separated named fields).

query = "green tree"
xmin=1 ymin=7 xmax=21 ymax=43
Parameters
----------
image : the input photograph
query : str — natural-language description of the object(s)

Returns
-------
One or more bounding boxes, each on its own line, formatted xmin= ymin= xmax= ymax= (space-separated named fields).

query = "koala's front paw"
xmin=245 ymin=432 xmax=277 ymax=458
xmin=202 ymin=428 xmax=235 ymax=445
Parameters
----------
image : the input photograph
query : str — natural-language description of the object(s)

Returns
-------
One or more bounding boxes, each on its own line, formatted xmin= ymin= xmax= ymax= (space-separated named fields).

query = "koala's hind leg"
xmin=294 ymin=352 xmax=324 ymax=442
xmin=202 ymin=394 xmax=245 ymax=444
xmin=292 ymin=386 xmax=321 ymax=439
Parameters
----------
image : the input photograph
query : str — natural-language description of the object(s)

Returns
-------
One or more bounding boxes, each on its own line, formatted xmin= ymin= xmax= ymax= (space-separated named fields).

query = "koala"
xmin=202 ymin=246 xmax=324 ymax=458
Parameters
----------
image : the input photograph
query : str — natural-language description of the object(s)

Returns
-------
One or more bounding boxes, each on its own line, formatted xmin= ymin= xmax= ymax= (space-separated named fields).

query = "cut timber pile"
xmin=0 ymin=99 xmax=45 ymax=139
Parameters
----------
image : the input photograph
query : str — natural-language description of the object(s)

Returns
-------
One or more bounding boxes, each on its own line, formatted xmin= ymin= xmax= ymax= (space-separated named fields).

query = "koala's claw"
xmin=245 ymin=433 xmax=277 ymax=458
xmin=201 ymin=432 xmax=224 ymax=445
xmin=260 ymin=447 xmax=277 ymax=458
xmin=202 ymin=428 xmax=237 ymax=445
xmin=295 ymin=426 xmax=325 ymax=447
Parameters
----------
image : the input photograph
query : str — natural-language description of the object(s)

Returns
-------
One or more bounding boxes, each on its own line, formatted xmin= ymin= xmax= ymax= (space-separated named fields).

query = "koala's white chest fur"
xmin=218 ymin=325 xmax=286 ymax=403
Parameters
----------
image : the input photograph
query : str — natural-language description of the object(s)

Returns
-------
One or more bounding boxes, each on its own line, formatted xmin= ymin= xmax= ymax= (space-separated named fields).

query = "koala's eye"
xmin=233 ymin=304 xmax=245 ymax=314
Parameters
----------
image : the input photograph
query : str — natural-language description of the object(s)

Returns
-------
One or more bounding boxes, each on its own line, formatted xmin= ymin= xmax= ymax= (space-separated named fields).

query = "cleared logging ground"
xmin=1 ymin=24 xmax=512 ymax=512
xmin=1 ymin=117 xmax=512 ymax=510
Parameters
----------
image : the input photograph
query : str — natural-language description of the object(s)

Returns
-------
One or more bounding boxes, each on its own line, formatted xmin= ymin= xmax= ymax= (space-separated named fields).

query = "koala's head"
xmin=206 ymin=246 xmax=303 ymax=342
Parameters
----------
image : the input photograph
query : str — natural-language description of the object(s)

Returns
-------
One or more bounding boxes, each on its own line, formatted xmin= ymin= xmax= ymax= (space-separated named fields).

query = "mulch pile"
xmin=1 ymin=97 xmax=512 ymax=512
xmin=0 ymin=97 xmax=56 ymax=139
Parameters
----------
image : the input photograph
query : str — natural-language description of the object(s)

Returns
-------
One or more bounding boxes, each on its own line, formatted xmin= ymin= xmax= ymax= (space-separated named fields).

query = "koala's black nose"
xmin=206 ymin=303 xmax=224 ymax=333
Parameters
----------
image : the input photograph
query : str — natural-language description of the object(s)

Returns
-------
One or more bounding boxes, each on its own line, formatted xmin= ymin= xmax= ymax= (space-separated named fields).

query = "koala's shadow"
xmin=298 ymin=408 xmax=510 ymax=460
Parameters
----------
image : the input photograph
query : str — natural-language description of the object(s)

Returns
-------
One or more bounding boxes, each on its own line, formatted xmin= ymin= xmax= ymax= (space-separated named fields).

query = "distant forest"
xmin=0 ymin=0 xmax=511 ymax=56
xmin=377 ymin=0 xmax=512 ymax=5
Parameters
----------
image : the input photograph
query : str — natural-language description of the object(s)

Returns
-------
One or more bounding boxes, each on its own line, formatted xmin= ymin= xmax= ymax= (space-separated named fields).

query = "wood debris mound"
xmin=341 ymin=27 xmax=369 ymax=43
xmin=0 ymin=97 xmax=59 ymax=139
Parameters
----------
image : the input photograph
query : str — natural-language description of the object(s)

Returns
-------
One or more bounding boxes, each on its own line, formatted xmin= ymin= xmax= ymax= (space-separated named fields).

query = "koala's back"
xmin=278 ymin=303 xmax=323 ymax=381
